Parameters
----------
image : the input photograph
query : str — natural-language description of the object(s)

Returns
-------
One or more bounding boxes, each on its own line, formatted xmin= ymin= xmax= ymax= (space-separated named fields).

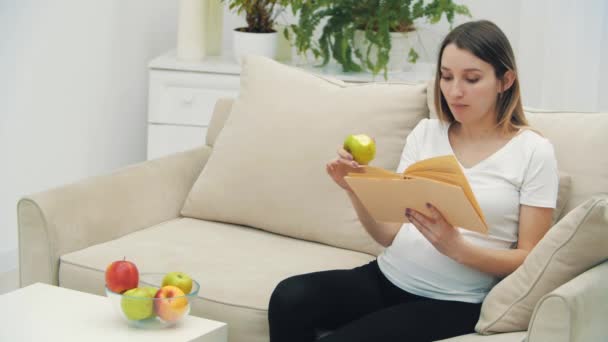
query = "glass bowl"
xmin=105 ymin=272 xmax=200 ymax=329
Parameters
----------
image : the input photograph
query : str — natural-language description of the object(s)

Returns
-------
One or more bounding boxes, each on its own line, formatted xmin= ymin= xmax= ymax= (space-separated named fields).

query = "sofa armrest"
xmin=527 ymin=260 xmax=608 ymax=342
xmin=18 ymin=146 xmax=212 ymax=287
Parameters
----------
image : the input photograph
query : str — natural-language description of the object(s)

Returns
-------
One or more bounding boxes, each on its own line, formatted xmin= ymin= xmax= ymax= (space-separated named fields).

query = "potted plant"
xmin=288 ymin=0 xmax=471 ymax=77
xmin=222 ymin=0 xmax=291 ymax=62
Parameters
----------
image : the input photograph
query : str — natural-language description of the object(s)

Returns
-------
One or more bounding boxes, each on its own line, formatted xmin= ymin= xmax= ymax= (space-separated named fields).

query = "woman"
xmin=268 ymin=20 xmax=558 ymax=342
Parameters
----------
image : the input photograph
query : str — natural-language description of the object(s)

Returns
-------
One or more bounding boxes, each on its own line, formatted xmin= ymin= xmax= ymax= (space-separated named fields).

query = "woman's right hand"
xmin=326 ymin=147 xmax=362 ymax=192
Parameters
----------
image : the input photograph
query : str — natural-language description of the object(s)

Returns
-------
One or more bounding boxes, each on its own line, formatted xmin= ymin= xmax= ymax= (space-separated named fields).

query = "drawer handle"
xmin=181 ymin=94 xmax=195 ymax=106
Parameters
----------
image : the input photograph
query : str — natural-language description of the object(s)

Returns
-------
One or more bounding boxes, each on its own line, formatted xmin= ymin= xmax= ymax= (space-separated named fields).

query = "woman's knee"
xmin=269 ymin=275 xmax=318 ymax=316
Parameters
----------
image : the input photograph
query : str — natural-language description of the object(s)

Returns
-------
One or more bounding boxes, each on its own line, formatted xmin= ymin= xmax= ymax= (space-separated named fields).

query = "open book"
xmin=344 ymin=155 xmax=488 ymax=234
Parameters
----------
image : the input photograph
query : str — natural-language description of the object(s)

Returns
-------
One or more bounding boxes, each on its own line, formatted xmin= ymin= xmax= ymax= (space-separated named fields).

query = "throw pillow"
xmin=181 ymin=55 xmax=429 ymax=255
xmin=553 ymin=172 xmax=571 ymax=224
xmin=475 ymin=196 xmax=608 ymax=334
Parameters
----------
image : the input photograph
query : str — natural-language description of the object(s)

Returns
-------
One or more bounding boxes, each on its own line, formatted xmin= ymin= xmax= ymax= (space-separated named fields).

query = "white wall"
xmin=518 ymin=0 xmax=606 ymax=111
xmin=598 ymin=3 xmax=608 ymax=111
xmin=389 ymin=0 xmax=607 ymax=112
xmin=0 ymin=0 xmax=178 ymax=272
xmin=0 ymin=0 xmax=19 ymax=272
xmin=413 ymin=0 xmax=522 ymax=64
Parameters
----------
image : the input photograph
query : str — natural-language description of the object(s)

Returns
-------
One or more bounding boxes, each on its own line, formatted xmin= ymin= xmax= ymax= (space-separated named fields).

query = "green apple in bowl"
xmin=343 ymin=134 xmax=376 ymax=165
xmin=162 ymin=272 xmax=193 ymax=295
xmin=121 ymin=286 xmax=157 ymax=320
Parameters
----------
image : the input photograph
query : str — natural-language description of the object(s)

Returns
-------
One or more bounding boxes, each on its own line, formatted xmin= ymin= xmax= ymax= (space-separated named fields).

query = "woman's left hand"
xmin=406 ymin=203 xmax=466 ymax=260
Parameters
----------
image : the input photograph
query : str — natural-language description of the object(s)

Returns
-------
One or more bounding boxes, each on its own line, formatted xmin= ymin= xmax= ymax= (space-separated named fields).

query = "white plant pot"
xmin=354 ymin=30 xmax=418 ymax=72
xmin=232 ymin=29 xmax=278 ymax=64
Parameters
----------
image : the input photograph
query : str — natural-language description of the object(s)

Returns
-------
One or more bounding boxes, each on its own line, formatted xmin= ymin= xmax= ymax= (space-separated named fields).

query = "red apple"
xmin=154 ymin=285 xmax=189 ymax=322
xmin=105 ymin=258 xmax=139 ymax=294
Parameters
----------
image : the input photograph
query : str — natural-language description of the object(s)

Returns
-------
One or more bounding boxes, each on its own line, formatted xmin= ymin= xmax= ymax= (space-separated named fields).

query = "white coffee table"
xmin=0 ymin=283 xmax=227 ymax=342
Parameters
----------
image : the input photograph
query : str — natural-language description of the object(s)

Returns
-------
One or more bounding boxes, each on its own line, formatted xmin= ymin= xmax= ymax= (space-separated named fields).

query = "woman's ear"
xmin=499 ymin=70 xmax=516 ymax=93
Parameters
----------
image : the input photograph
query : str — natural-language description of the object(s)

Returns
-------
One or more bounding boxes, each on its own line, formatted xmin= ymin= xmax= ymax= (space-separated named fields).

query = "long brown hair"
xmin=434 ymin=20 xmax=528 ymax=134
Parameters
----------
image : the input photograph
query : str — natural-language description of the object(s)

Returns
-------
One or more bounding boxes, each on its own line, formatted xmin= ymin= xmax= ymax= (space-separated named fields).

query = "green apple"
xmin=343 ymin=134 xmax=376 ymax=165
xmin=162 ymin=272 xmax=193 ymax=295
xmin=121 ymin=286 xmax=157 ymax=320
xmin=141 ymin=286 xmax=158 ymax=298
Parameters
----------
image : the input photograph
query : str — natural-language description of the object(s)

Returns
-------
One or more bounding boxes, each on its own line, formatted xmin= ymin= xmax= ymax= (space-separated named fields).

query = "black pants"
xmin=268 ymin=260 xmax=482 ymax=342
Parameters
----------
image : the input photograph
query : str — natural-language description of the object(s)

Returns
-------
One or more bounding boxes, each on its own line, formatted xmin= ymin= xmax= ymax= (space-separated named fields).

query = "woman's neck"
xmin=451 ymin=118 xmax=502 ymax=142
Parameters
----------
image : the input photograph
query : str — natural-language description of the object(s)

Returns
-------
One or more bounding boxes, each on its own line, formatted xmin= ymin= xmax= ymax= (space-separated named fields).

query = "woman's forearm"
xmin=346 ymin=190 xmax=401 ymax=247
xmin=455 ymin=241 xmax=529 ymax=277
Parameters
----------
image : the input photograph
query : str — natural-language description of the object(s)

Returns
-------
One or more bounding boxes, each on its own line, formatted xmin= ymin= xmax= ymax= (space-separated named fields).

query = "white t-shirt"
xmin=377 ymin=118 xmax=559 ymax=303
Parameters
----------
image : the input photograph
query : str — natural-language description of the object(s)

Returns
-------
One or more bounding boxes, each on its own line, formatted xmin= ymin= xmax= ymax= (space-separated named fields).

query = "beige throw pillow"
xmin=181 ymin=56 xmax=429 ymax=255
xmin=554 ymin=172 xmax=571 ymax=224
xmin=476 ymin=196 xmax=608 ymax=334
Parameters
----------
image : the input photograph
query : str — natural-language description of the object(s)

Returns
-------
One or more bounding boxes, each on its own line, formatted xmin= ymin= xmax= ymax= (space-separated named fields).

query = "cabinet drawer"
xmin=147 ymin=124 xmax=208 ymax=160
xmin=149 ymin=70 xmax=240 ymax=126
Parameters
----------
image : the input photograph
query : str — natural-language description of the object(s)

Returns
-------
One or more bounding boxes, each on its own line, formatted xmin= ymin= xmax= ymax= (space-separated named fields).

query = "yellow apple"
xmin=343 ymin=134 xmax=376 ymax=165
xmin=162 ymin=272 xmax=193 ymax=294
xmin=154 ymin=285 xmax=189 ymax=322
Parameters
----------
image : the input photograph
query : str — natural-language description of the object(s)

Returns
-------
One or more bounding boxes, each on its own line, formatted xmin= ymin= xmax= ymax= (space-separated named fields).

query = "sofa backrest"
xmin=206 ymin=81 xmax=607 ymax=238
xmin=524 ymin=110 xmax=608 ymax=215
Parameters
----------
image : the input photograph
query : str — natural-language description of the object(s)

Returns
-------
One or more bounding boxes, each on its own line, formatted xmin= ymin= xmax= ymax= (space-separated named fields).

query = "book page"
xmin=344 ymin=176 xmax=488 ymax=234
xmin=404 ymin=155 xmax=463 ymax=176
xmin=345 ymin=155 xmax=487 ymax=232
xmin=347 ymin=166 xmax=401 ymax=179
xmin=403 ymin=155 xmax=486 ymax=226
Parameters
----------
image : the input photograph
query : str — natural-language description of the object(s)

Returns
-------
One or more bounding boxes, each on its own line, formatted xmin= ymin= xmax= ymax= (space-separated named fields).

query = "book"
xmin=344 ymin=155 xmax=488 ymax=234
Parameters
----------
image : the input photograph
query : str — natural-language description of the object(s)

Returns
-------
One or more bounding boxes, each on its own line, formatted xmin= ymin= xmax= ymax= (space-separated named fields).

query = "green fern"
xmin=221 ymin=0 xmax=291 ymax=33
xmin=289 ymin=0 xmax=471 ymax=78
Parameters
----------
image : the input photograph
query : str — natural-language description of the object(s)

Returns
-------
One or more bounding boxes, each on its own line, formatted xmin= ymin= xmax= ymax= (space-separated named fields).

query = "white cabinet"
xmin=149 ymin=71 xmax=239 ymax=126
xmin=146 ymin=50 xmax=435 ymax=159
xmin=147 ymin=52 xmax=241 ymax=159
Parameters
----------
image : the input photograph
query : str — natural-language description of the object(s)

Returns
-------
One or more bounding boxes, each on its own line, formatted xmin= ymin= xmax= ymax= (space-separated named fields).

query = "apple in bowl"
xmin=121 ymin=286 xmax=157 ymax=320
xmin=154 ymin=285 xmax=189 ymax=322
xmin=104 ymin=268 xmax=200 ymax=329
xmin=162 ymin=271 xmax=193 ymax=295
xmin=105 ymin=258 xmax=139 ymax=294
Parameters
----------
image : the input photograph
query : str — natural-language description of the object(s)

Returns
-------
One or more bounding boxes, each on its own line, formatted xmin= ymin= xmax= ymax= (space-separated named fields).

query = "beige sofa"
xmin=18 ymin=57 xmax=608 ymax=342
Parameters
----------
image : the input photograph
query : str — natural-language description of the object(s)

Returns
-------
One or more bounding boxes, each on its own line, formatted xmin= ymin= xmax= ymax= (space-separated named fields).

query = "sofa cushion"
xmin=525 ymin=110 xmax=608 ymax=216
xmin=475 ymin=196 xmax=608 ymax=334
xmin=436 ymin=331 xmax=526 ymax=342
xmin=553 ymin=172 xmax=571 ymax=224
xmin=58 ymin=217 xmax=374 ymax=342
xmin=181 ymin=55 xmax=429 ymax=255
